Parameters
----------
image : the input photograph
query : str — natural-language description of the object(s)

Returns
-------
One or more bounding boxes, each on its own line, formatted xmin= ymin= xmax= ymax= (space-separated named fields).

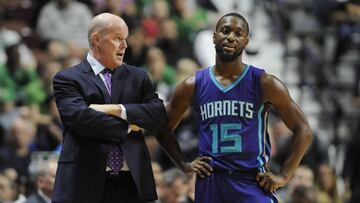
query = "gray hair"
xmin=28 ymin=152 xmax=58 ymax=183
xmin=87 ymin=16 xmax=108 ymax=48
xmin=163 ymin=168 xmax=189 ymax=187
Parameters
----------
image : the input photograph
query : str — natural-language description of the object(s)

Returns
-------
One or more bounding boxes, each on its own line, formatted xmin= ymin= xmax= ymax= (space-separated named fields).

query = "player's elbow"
xmin=293 ymin=123 xmax=312 ymax=149
xmin=302 ymin=125 xmax=313 ymax=147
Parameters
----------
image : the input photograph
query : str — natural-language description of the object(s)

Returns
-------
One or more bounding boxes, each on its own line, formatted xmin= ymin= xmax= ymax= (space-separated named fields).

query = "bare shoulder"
xmin=170 ymin=76 xmax=196 ymax=104
xmin=176 ymin=76 xmax=196 ymax=92
xmin=261 ymin=73 xmax=287 ymax=90
xmin=260 ymin=73 xmax=291 ymax=103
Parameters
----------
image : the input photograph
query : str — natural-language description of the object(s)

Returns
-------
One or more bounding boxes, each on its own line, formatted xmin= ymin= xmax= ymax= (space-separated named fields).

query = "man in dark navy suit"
xmin=51 ymin=13 xmax=166 ymax=203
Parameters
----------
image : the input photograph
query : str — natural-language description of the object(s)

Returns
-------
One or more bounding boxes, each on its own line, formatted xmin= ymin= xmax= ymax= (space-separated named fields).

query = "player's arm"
xmin=156 ymin=76 xmax=213 ymax=177
xmin=256 ymin=73 xmax=312 ymax=192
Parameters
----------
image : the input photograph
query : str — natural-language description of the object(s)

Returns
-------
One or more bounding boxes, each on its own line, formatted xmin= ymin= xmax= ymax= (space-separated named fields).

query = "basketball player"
xmin=155 ymin=12 xmax=312 ymax=203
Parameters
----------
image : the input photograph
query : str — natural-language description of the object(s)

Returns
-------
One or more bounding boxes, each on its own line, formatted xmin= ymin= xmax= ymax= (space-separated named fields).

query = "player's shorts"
xmin=195 ymin=168 xmax=278 ymax=203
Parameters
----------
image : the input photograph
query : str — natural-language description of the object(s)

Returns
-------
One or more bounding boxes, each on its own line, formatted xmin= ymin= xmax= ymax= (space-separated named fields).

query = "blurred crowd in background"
xmin=0 ymin=0 xmax=359 ymax=202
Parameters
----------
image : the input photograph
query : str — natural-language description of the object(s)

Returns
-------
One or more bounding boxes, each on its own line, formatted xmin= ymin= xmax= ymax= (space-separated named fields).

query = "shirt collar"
xmin=38 ymin=190 xmax=51 ymax=203
xmin=87 ymin=52 xmax=105 ymax=75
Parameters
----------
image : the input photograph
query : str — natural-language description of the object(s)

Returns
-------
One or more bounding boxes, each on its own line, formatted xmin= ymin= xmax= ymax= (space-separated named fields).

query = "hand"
xmin=130 ymin=124 xmax=141 ymax=131
xmin=89 ymin=104 xmax=121 ymax=117
xmin=256 ymin=172 xmax=287 ymax=193
xmin=183 ymin=156 xmax=213 ymax=178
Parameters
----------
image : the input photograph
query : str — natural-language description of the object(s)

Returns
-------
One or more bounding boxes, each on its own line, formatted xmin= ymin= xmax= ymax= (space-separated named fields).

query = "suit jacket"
xmin=52 ymin=59 xmax=166 ymax=203
xmin=24 ymin=192 xmax=47 ymax=203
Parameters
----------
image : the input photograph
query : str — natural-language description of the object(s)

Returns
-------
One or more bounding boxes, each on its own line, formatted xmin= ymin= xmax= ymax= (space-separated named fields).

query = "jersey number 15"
xmin=210 ymin=123 xmax=242 ymax=154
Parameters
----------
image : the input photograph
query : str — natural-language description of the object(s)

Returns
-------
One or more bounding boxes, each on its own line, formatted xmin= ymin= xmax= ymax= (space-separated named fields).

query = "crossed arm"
xmin=88 ymin=70 xmax=166 ymax=132
xmin=88 ymin=104 xmax=141 ymax=131
xmin=53 ymin=71 xmax=128 ymax=143
xmin=53 ymin=70 xmax=165 ymax=143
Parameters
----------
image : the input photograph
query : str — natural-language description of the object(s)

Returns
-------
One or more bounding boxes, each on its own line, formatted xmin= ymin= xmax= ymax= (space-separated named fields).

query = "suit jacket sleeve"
xmin=123 ymin=70 xmax=166 ymax=132
xmin=53 ymin=71 xmax=128 ymax=143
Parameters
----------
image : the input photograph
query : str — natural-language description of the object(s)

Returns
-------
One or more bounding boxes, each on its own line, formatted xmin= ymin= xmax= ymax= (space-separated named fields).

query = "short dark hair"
xmin=215 ymin=13 xmax=249 ymax=36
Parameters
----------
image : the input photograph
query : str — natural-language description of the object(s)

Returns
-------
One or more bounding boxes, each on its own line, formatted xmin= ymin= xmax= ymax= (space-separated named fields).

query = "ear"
xmin=244 ymin=37 xmax=249 ymax=47
xmin=213 ymin=32 xmax=216 ymax=44
xmin=92 ymin=32 xmax=100 ymax=47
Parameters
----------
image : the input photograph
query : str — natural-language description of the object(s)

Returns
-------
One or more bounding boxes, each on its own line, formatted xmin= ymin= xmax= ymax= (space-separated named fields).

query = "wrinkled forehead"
xmin=106 ymin=20 xmax=129 ymax=36
xmin=117 ymin=18 xmax=129 ymax=32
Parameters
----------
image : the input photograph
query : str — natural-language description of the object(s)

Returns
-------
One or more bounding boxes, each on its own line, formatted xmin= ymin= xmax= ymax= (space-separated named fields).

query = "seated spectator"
xmin=0 ymin=170 xmax=25 ymax=203
xmin=145 ymin=46 xmax=175 ymax=101
xmin=0 ymin=172 xmax=17 ymax=202
xmin=277 ymin=165 xmax=315 ymax=203
xmin=33 ymin=95 xmax=63 ymax=152
xmin=4 ymin=43 xmax=45 ymax=106
xmin=0 ymin=117 xmax=36 ymax=179
xmin=171 ymin=0 xmax=209 ymax=45
xmin=36 ymin=0 xmax=93 ymax=50
xmin=124 ymin=26 xmax=149 ymax=67
xmin=156 ymin=19 xmax=192 ymax=67
xmin=0 ymin=28 xmax=42 ymax=106
xmin=315 ymin=163 xmax=343 ymax=203
xmin=331 ymin=1 xmax=360 ymax=65
xmin=38 ymin=61 xmax=62 ymax=97
xmin=175 ymin=58 xmax=200 ymax=85
xmin=26 ymin=156 xmax=57 ymax=203
xmin=162 ymin=168 xmax=193 ymax=203
xmin=141 ymin=0 xmax=170 ymax=45
xmin=291 ymin=185 xmax=317 ymax=203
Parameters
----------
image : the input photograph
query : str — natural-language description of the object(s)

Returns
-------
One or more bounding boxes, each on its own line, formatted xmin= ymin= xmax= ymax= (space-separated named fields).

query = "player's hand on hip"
xmin=188 ymin=156 xmax=213 ymax=178
xmin=256 ymin=172 xmax=287 ymax=193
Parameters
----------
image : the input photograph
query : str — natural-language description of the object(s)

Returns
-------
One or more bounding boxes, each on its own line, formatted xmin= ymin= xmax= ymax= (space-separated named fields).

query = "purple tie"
xmin=103 ymin=69 xmax=113 ymax=96
xmin=103 ymin=69 xmax=124 ymax=172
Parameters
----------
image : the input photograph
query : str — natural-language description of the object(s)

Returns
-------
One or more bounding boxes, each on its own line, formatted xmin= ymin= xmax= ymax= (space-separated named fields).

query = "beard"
xmin=215 ymin=44 xmax=242 ymax=62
